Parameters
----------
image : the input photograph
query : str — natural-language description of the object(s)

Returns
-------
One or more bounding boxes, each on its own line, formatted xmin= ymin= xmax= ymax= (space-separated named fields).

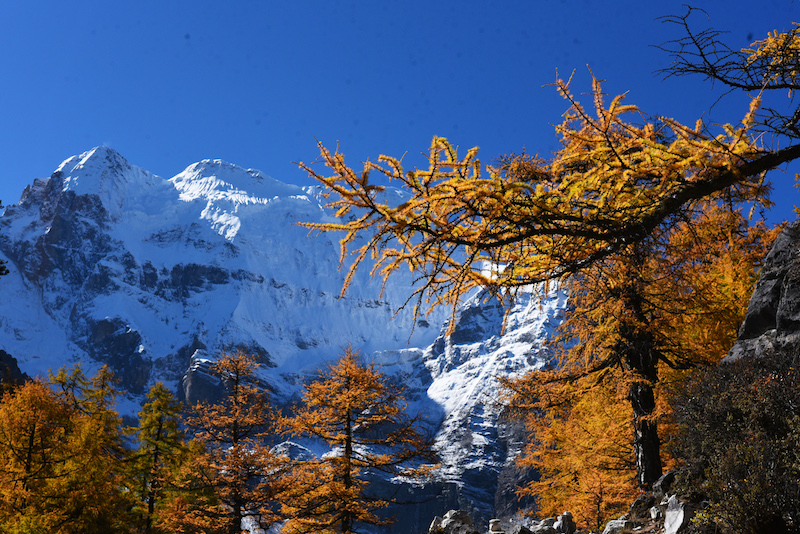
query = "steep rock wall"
xmin=727 ymin=220 xmax=800 ymax=361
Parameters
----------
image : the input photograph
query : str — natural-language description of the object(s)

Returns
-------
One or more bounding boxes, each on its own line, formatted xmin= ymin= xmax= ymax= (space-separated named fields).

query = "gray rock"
xmin=601 ymin=519 xmax=633 ymax=534
xmin=373 ymin=480 xmax=463 ymax=534
xmin=727 ymin=220 xmax=800 ymax=361
xmin=649 ymin=505 xmax=663 ymax=521
xmin=448 ymin=291 xmax=504 ymax=345
xmin=664 ymin=495 xmax=692 ymax=534
xmin=553 ymin=511 xmax=576 ymax=534
xmin=489 ymin=518 xmax=504 ymax=532
xmin=494 ymin=412 xmax=539 ymax=518
xmin=527 ymin=517 xmax=557 ymax=534
xmin=0 ymin=349 xmax=27 ymax=386
xmin=85 ymin=316 xmax=151 ymax=394
xmin=652 ymin=469 xmax=677 ymax=499
xmin=180 ymin=350 xmax=226 ymax=405
xmin=429 ymin=510 xmax=480 ymax=534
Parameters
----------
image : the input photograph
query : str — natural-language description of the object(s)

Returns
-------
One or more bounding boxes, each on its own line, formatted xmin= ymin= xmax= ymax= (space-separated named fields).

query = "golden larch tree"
xmin=281 ymin=346 xmax=436 ymax=534
xmin=0 ymin=366 xmax=133 ymax=533
xmin=298 ymin=13 xmax=800 ymax=489
xmin=0 ymin=380 xmax=76 ymax=532
xmin=177 ymin=352 xmax=286 ymax=534
xmin=502 ymin=200 xmax=777 ymax=529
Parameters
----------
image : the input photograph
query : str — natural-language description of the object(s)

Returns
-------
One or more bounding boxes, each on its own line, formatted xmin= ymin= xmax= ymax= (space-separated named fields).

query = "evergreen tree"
xmin=49 ymin=365 xmax=132 ymax=533
xmin=128 ymin=382 xmax=188 ymax=534
xmin=281 ymin=346 xmax=436 ymax=534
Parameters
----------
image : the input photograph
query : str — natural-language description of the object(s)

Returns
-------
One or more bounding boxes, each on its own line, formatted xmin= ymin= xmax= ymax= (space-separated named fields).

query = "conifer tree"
xmin=178 ymin=352 xmax=285 ymax=534
xmin=49 ymin=365 xmax=133 ymax=533
xmin=500 ymin=200 xmax=775 ymax=528
xmin=298 ymin=14 xmax=799 ymax=488
xmin=513 ymin=378 xmax=635 ymax=533
xmin=152 ymin=439 xmax=224 ymax=534
xmin=128 ymin=382 xmax=188 ymax=534
xmin=281 ymin=346 xmax=436 ymax=534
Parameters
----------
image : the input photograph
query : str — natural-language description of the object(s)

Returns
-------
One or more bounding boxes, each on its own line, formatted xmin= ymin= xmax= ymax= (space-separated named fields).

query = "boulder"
xmin=652 ymin=469 xmax=677 ymax=500
xmin=507 ymin=524 xmax=533 ymax=534
xmin=664 ymin=495 xmax=693 ymax=534
xmin=489 ymin=518 xmax=504 ymax=532
xmin=530 ymin=517 xmax=557 ymax=534
xmin=553 ymin=511 xmax=576 ymax=534
xmin=601 ymin=519 xmax=633 ymax=534
xmin=429 ymin=510 xmax=481 ymax=534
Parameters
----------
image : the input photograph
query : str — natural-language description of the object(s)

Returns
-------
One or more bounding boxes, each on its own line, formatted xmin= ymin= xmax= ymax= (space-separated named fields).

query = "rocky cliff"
xmin=727 ymin=219 xmax=800 ymax=362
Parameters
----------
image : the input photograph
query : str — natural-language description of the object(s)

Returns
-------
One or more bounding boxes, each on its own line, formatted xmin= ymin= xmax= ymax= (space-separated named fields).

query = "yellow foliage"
xmin=745 ymin=23 xmax=800 ymax=85
xmin=0 ymin=368 xmax=133 ymax=533
xmin=281 ymin=347 xmax=437 ymax=534
xmin=299 ymin=19 xmax=800 ymax=525
xmin=503 ymin=202 xmax=776 ymax=528
xmin=508 ymin=374 xmax=636 ymax=532
xmin=175 ymin=352 xmax=287 ymax=534
xmin=300 ymin=76 xmax=773 ymax=326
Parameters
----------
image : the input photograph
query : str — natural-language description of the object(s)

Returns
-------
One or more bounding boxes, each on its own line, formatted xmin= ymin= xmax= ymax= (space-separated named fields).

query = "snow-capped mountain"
xmin=0 ymin=147 xmax=566 ymax=530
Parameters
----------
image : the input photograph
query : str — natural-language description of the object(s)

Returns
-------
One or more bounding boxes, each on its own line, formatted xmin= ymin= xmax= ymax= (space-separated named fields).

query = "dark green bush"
xmin=669 ymin=351 xmax=800 ymax=534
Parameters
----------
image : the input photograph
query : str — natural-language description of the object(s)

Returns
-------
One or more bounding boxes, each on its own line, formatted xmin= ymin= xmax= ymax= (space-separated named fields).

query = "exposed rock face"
xmin=727 ymin=220 xmax=800 ymax=362
xmin=663 ymin=496 xmax=691 ymax=534
xmin=0 ymin=349 xmax=27 ymax=385
xmin=417 ymin=287 xmax=565 ymax=526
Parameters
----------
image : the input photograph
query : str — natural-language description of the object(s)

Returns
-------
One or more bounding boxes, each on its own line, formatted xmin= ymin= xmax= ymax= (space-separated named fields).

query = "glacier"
xmin=0 ymin=147 xmax=567 ymax=531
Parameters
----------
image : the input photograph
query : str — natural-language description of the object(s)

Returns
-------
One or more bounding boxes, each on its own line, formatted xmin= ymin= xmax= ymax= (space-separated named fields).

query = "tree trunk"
xmin=342 ymin=407 xmax=354 ymax=534
xmin=628 ymin=379 xmax=661 ymax=489
xmin=620 ymin=272 xmax=663 ymax=489
xmin=145 ymin=416 xmax=164 ymax=534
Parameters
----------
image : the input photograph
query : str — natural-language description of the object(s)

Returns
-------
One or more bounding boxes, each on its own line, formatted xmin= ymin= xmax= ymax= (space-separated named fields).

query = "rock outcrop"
xmin=727 ymin=220 xmax=800 ymax=361
xmin=0 ymin=349 xmax=26 ymax=386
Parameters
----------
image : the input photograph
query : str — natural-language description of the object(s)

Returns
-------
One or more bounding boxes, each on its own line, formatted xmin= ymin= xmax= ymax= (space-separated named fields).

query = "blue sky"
xmin=1 ymin=1 xmax=798 ymax=224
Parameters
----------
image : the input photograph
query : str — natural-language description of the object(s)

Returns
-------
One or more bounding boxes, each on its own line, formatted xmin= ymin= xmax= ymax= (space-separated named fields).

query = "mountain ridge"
xmin=0 ymin=147 xmax=567 ymax=531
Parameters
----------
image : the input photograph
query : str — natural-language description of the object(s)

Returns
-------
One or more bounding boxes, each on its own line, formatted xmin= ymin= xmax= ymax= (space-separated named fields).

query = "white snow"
xmin=0 ymin=147 xmax=569 ymax=507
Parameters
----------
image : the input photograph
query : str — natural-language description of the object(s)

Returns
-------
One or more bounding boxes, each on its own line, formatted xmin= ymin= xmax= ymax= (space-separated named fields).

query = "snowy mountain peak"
xmin=171 ymin=158 xmax=304 ymax=204
xmin=51 ymin=146 xmax=162 ymax=218
xmin=0 ymin=148 xmax=569 ymax=529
